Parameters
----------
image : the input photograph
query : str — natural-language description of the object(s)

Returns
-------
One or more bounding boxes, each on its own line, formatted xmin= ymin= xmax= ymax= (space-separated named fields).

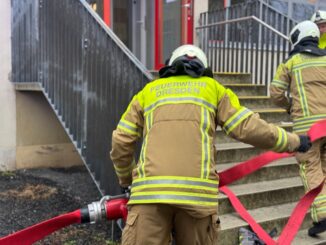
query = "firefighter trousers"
xmin=121 ymin=204 xmax=220 ymax=245
xmin=296 ymin=137 xmax=326 ymax=222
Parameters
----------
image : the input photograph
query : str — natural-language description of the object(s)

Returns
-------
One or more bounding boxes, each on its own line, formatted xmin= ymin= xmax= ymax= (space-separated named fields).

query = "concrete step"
xmin=239 ymin=96 xmax=275 ymax=109
xmin=224 ymin=84 xmax=266 ymax=96
xmin=216 ymin=142 xmax=264 ymax=164
xmin=216 ymin=157 xmax=299 ymax=185
xmin=218 ymin=202 xmax=312 ymax=245
xmin=253 ymin=108 xmax=291 ymax=123
xmin=214 ymin=72 xmax=251 ymax=84
xmin=215 ymin=122 xmax=293 ymax=144
xmin=218 ymin=177 xmax=304 ymax=215
xmin=291 ymin=229 xmax=326 ymax=244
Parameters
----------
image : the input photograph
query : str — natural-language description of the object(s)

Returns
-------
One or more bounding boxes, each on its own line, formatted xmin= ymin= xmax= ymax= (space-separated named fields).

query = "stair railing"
xmin=202 ymin=0 xmax=297 ymax=35
xmin=196 ymin=15 xmax=292 ymax=93
xmin=11 ymin=0 xmax=153 ymax=197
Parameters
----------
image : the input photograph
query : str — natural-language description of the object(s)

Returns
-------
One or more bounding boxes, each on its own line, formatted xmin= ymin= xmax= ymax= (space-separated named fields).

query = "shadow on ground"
xmin=0 ymin=166 xmax=120 ymax=245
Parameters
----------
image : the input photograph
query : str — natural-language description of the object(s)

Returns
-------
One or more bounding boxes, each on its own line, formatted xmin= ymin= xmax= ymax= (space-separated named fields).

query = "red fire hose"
xmin=0 ymin=194 xmax=129 ymax=245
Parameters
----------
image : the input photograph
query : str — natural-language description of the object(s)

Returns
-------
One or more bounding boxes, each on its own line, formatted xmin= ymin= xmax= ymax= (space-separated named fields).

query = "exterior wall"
xmin=0 ymin=0 xmax=16 ymax=171
xmin=194 ymin=0 xmax=209 ymax=45
xmin=209 ymin=0 xmax=224 ymax=11
xmin=15 ymin=91 xmax=83 ymax=169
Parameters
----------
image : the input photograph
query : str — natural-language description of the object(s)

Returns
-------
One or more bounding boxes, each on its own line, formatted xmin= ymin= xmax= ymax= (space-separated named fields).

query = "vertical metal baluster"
xmin=258 ymin=14 xmax=264 ymax=86
xmin=270 ymin=11 xmax=276 ymax=94
xmin=213 ymin=11 xmax=218 ymax=72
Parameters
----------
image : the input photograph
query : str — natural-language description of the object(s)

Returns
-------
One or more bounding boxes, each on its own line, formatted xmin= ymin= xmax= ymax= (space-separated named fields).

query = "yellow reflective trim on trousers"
xmin=314 ymin=206 xmax=326 ymax=221
xmin=271 ymin=80 xmax=288 ymax=89
xmin=300 ymin=161 xmax=318 ymax=222
xmin=131 ymin=183 xmax=217 ymax=192
xmin=311 ymin=206 xmax=318 ymax=222
xmin=299 ymin=162 xmax=309 ymax=190
xmin=294 ymin=70 xmax=309 ymax=117
xmin=223 ymin=107 xmax=253 ymax=135
xmin=132 ymin=175 xmax=219 ymax=185
xmin=315 ymin=207 xmax=326 ymax=213
xmin=272 ymin=127 xmax=288 ymax=152
xmin=314 ymin=195 xmax=326 ymax=205
xmin=200 ymin=107 xmax=211 ymax=179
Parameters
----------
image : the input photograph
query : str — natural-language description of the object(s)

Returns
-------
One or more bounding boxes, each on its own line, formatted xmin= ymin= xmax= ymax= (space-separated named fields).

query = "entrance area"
xmin=155 ymin=0 xmax=194 ymax=69
xmin=101 ymin=0 xmax=193 ymax=70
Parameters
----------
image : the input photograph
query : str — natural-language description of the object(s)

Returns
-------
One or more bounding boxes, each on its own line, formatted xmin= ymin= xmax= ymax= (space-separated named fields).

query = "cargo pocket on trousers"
xmin=121 ymin=211 xmax=138 ymax=245
xmin=207 ymin=214 xmax=220 ymax=244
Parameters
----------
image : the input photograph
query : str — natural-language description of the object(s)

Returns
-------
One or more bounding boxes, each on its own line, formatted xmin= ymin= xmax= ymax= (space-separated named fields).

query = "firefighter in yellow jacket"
xmin=270 ymin=20 xmax=326 ymax=237
xmin=311 ymin=10 xmax=326 ymax=49
xmin=111 ymin=45 xmax=311 ymax=245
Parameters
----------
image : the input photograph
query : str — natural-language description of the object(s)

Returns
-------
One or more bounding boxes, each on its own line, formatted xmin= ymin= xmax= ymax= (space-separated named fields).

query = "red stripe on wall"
xmin=155 ymin=0 xmax=163 ymax=69
xmin=103 ymin=0 xmax=111 ymax=27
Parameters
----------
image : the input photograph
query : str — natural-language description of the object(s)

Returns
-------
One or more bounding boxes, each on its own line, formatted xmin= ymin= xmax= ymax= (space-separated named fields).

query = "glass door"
xmin=155 ymin=0 xmax=193 ymax=69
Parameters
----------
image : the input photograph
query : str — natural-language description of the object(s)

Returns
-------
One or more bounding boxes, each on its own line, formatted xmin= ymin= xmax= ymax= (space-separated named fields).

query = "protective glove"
xmin=297 ymin=135 xmax=312 ymax=153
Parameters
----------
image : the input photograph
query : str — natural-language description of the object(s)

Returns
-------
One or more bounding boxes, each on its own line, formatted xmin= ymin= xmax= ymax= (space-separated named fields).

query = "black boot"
xmin=308 ymin=219 xmax=326 ymax=237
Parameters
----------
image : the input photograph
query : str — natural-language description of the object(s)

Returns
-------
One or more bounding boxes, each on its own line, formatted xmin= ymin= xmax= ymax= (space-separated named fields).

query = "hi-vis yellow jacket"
xmin=111 ymin=75 xmax=300 ymax=218
xmin=270 ymin=53 xmax=326 ymax=134
xmin=319 ymin=33 xmax=326 ymax=49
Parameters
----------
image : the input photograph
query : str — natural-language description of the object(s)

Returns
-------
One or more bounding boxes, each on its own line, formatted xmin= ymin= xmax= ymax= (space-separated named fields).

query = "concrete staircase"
xmin=214 ymin=73 xmax=326 ymax=245
xmin=150 ymin=71 xmax=326 ymax=244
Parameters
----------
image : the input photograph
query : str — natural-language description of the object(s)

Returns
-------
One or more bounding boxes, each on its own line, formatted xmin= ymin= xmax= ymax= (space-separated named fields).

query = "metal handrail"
xmin=207 ymin=0 xmax=297 ymax=27
xmin=196 ymin=14 xmax=292 ymax=90
xmin=196 ymin=15 xmax=288 ymax=41
xmin=258 ymin=0 xmax=297 ymax=24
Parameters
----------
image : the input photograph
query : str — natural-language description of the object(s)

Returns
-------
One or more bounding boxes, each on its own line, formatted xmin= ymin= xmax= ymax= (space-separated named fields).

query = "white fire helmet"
xmin=289 ymin=20 xmax=320 ymax=46
xmin=311 ymin=10 xmax=326 ymax=25
xmin=168 ymin=45 xmax=208 ymax=68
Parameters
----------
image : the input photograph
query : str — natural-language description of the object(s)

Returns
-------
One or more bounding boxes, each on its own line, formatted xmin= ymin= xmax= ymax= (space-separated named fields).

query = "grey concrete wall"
xmin=0 ymin=0 xmax=16 ymax=170
xmin=15 ymin=91 xmax=83 ymax=169
xmin=0 ymin=0 xmax=82 ymax=170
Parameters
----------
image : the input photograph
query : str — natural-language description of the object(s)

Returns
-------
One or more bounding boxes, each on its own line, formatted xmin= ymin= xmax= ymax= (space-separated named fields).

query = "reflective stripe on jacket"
xmin=270 ymin=53 xmax=326 ymax=133
xmin=111 ymin=75 xmax=300 ymax=217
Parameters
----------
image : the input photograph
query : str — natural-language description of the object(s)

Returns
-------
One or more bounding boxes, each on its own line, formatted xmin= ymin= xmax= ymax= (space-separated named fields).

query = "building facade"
xmin=89 ymin=0 xmax=325 ymax=71
xmin=89 ymin=0 xmax=209 ymax=70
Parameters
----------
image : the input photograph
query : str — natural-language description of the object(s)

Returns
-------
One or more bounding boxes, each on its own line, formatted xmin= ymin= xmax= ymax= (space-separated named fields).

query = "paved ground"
xmin=0 ymin=166 xmax=119 ymax=245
